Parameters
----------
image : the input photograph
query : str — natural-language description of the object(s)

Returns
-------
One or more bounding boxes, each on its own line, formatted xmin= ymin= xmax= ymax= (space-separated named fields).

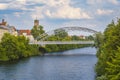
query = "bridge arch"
xmin=37 ymin=26 xmax=98 ymax=41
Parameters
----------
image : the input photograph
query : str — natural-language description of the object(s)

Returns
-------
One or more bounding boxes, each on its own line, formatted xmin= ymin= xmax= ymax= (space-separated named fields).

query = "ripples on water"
xmin=0 ymin=47 xmax=97 ymax=80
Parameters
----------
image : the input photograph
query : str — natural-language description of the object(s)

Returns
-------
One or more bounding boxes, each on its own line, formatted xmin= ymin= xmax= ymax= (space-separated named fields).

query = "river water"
xmin=0 ymin=47 xmax=97 ymax=80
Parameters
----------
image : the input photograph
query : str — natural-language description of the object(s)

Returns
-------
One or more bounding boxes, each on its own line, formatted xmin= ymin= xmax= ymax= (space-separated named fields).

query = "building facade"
xmin=17 ymin=30 xmax=34 ymax=42
xmin=9 ymin=26 xmax=18 ymax=36
xmin=0 ymin=19 xmax=19 ymax=41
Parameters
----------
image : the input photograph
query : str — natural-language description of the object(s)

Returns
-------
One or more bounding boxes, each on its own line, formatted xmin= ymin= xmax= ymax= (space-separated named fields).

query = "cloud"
xmin=13 ymin=12 xmax=25 ymax=17
xmin=86 ymin=0 xmax=119 ymax=5
xmin=0 ymin=0 xmax=92 ymax=19
xmin=97 ymin=9 xmax=113 ymax=15
xmin=0 ymin=3 xmax=8 ymax=10
xmin=31 ymin=7 xmax=44 ymax=19
xmin=31 ymin=0 xmax=91 ymax=19
xmin=0 ymin=0 xmax=28 ymax=10
xmin=86 ymin=0 xmax=102 ymax=4
xmin=108 ymin=0 xmax=119 ymax=5
xmin=27 ymin=0 xmax=70 ymax=7
xmin=8 ymin=0 xmax=26 ymax=10
xmin=45 ymin=6 xmax=91 ymax=19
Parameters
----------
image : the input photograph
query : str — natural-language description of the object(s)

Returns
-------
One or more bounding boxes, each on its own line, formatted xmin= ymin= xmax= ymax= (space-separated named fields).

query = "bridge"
xmin=36 ymin=26 xmax=98 ymax=41
xmin=30 ymin=26 xmax=98 ymax=45
xmin=29 ymin=41 xmax=94 ymax=45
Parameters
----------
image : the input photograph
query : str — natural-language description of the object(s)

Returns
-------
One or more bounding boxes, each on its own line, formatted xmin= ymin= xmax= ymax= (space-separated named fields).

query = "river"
xmin=0 ymin=47 xmax=97 ymax=80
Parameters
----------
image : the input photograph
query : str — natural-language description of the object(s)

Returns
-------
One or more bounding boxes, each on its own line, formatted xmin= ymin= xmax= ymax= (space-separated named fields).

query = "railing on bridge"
xmin=29 ymin=41 xmax=94 ymax=45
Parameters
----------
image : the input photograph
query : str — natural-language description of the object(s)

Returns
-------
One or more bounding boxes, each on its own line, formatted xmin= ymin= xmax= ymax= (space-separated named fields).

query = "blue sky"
xmin=0 ymin=0 xmax=120 ymax=34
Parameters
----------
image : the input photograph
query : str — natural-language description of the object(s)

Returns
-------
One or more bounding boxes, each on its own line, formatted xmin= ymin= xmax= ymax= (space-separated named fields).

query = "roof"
xmin=0 ymin=25 xmax=9 ymax=30
xmin=0 ymin=22 xmax=7 ymax=26
xmin=18 ymin=30 xmax=31 ymax=35
xmin=8 ymin=26 xmax=17 ymax=31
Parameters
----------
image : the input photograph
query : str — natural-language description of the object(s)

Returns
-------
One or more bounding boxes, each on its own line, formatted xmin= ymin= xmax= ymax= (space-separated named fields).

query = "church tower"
xmin=34 ymin=19 xmax=39 ymax=27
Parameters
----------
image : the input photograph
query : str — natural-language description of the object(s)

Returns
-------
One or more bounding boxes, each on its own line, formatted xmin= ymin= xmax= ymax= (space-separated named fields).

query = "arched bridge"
xmin=37 ymin=26 xmax=98 ymax=41
xmin=30 ymin=26 xmax=98 ymax=45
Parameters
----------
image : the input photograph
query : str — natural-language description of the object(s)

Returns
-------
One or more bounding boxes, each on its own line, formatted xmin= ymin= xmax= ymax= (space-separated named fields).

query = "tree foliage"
xmin=44 ymin=30 xmax=93 ymax=52
xmin=0 ymin=33 xmax=40 ymax=61
xmin=31 ymin=25 xmax=45 ymax=40
xmin=95 ymin=19 xmax=120 ymax=80
xmin=54 ymin=29 xmax=68 ymax=40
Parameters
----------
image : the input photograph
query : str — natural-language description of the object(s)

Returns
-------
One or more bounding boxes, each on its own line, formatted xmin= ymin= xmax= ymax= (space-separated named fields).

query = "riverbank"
xmin=43 ymin=44 xmax=93 ymax=53
xmin=45 ymin=47 xmax=96 ymax=56
xmin=0 ymin=33 xmax=41 ymax=62
xmin=95 ymin=19 xmax=120 ymax=80
xmin=0 ymin=33 xmax=94 ymax=62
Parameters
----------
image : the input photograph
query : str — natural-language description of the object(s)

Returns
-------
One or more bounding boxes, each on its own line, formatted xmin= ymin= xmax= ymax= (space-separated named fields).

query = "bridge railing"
xmin=29 ymin=41 xmax=94 ymax=45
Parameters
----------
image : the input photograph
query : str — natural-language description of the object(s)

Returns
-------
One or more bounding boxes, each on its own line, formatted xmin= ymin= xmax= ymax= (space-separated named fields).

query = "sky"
xmin=0 ymin=0 xmax=120 ymax=34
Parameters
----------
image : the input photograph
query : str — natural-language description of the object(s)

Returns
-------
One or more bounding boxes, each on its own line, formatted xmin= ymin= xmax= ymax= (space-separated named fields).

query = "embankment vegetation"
xmin=0 ymin=33 xmax=40 ymax=61
xmin=95 ymin=19 xmax=120 ymax=80
xmin=42 ymin=29 xmax=94 ymax=53
xmin=31 ymin=25 xmax=94 ymax=53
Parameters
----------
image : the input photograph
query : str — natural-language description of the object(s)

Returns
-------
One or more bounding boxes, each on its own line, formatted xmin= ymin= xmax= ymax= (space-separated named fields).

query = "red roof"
xmin=18 ymin=30 xmax=31 ymax=35
xmin=0 ymin=22 xmax=6 ymax=26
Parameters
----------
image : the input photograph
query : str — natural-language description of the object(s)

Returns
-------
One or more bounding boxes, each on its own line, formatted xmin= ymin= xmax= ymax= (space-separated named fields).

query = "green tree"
xmin=86 ymin=35 xmax=94 ymax=40
xmin=71 ymin=35 xmax=80 ymax=41
xmin=54 ymin=29 xmax=68 ymax=39
xmin=95 ymin=19 xmax=120 ymax=80
xmin=94 ymin=32 xmax=104 ymax=48
xmin=0 ymin=33 xmax=40 ymax=61
xmin=31 ymin=25 xmax=45 ymax=40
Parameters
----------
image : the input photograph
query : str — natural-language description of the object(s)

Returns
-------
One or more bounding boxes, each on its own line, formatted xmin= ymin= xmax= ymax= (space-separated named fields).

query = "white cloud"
xmin=27 ymin=0 xmax=70 ymax=7
xmin=8 ymin=0 xmax=26 ymax=10
xmin=87 ymin=0 xmax=119 ymax=5
xmin=0 ymin=3 xmax=8 ymax=10
xmin=16 ymin=0 xmax=26 ymax=4
xmin=31 ymin=0 xmax=91 ymax=19
xmin=108 ymin=0 xmax=118 ymax=5
xmin=45 ymin=5 xmax=91 ymax=19
xmin=86 ymin=0 xmax=102 ymax=4
xmin=31 ymin=7 xmax=44 ymax=19
xmin=97 ymin=9 xmax=113 ymax=15
xmin=0 ymin=0 xmax=27 ymax=10
xmin=0 ymin=0 xmax=92 ymax=19
xmin=13 ymin=12 xmax=25 ymax=17
xmin=14 ymin=12 xmax=21 ymax=17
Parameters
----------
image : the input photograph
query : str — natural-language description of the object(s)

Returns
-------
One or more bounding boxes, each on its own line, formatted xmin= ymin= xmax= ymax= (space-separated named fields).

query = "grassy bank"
xmin=40 ymin=44 xmax=93 ymax=53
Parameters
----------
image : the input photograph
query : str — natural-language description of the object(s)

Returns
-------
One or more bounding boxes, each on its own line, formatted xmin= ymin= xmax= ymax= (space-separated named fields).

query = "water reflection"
xmin=0 ymin=47 xmax=97 ymax=80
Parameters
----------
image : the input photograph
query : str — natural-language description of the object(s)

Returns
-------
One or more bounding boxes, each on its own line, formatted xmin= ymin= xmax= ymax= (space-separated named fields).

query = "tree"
xmin=71 ymin=35 xmax=80 ymax=41
xmin=94 ymin=32 xmax=104 ymax=48
xmin=31 ymin=25 xmax=45 ymax=40
xmin=0 ymin=33 xmax=40 ymax=61
xmin=86 ymin=35 xmax=94 ymax=40
xmin=95 ymin=19 xmax=120 ymax=80
xmin=54 ymin=29 xmax=68 ymax=39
